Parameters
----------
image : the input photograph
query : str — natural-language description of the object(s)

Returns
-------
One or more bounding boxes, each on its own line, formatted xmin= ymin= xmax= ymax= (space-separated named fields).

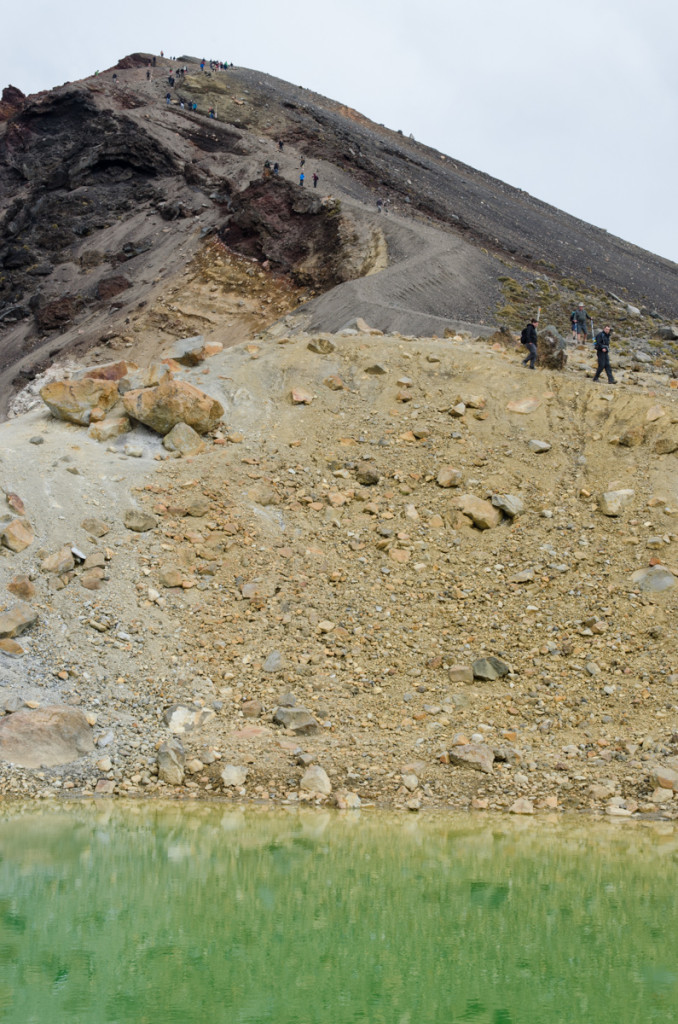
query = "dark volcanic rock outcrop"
xmin=221 ymin=177 xmax=385 ymax=289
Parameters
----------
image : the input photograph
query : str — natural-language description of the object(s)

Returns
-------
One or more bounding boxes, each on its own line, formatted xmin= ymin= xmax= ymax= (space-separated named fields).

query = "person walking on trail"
xmin=593 ymin=325 xmax=616 ymax=383
xmin=312 ymin=172 xmax=319 ymax=188
xmin=165 ymin=92 xmax=171 ymax=105
xmin=520 ymin=318 xmax=539 ymax=369
xmin=273 ymin=162 xmax=279 ymax=176
xmin=570 ymin=302 xmax=588 ymax=343
xmin=299 ymin=171 xmax=305 ymax=186
xmin=300 ymin=155 xmax=306 ymax=168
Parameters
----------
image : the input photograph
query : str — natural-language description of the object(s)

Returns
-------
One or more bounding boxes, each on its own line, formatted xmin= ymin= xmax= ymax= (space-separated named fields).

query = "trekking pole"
xmin=590 ymin=317 xmax=595 ymax=343
xmin=536 ymin=306 xmax=541 ymax=323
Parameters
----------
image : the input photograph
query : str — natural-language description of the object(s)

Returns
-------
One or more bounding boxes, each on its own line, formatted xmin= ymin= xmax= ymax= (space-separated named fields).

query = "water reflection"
xmin=0 ymin=804 xmax=676 ymax=1023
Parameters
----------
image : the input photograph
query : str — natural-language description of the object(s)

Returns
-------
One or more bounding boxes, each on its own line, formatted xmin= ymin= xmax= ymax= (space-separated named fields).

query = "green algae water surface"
xmin=0 ymin=803 xmax=676 ymax=1024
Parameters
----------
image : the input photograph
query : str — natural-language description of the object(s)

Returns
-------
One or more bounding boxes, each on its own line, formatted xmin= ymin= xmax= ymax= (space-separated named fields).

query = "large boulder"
xmin=0 ymin=706 xmax=94 ymax=768
xmin=122 ymin=379 xmax=223 ymax=435
xmin=537 ymin=324 xmax=568 ymax=370
xmin=41 ymin=378 xmax=119 ymax=426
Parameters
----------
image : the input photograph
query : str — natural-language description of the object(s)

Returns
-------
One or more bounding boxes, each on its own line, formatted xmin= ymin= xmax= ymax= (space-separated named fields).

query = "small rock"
xmin=491 ymin=494 xmax=524 ymax=518
xmin=81 ymin=517 xmax=110 ymax=537
xmin=509 ymin=798 xmax=534 ymax=815
xmin=273 ymin=706 xmax=319 ymax=734
xmin=157 ymin=739 xmax=185 ymax=785
xmin=41 ymin=545 xmax=75 ymax=574
xmin=448 ymin=743 xmax=494 ymax=774
xmin=263 ymin=650 xmax=284 ymax=673
xmin=123 ymin=509 xmax=157 ymax=532
xmin=356 ymin=465 xmax=380 ymax=486
xmin=528 ymin=439 xmax=551 ymax=453
xmin=472 ymin=656 xmax=510 ymax=681
xmin=436 ymin=466 xmax=463 ymax=488
xmin=300 ymin=765 xmax=332 ymax=795
xmin=599 ymin=489 xmax=634 ymax=516
xmin=448 ymin=665 xmax=474 ymax=684
xmin=631 ymin=566 xmax=675 ymax=592
xmin=457 ymin=494 xmax=502 ymax=530
xmin=7 ymin=576 xmax=36 ymax=600
xmin=1 ymin=519 xmax=34 ymax=553
xmin=0 ymin=602 xmax=38 ymax=639
xmin=162 ymin=422 xmax=205 ymax=456
xmin=221 ymin=764 xmax=248 ymax=787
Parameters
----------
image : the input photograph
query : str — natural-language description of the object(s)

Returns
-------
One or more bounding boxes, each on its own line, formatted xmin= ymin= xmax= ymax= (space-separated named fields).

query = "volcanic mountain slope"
xmin=0 ymin=53 xmax=677 ymax=419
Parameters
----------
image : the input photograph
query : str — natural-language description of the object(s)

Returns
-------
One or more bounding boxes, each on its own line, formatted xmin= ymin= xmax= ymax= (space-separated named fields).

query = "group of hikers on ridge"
xmin=521 ymin=305 xmax=616 ymax=383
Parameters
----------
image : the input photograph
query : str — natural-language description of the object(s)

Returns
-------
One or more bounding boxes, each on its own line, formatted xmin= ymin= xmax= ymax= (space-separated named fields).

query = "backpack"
xmin=520 ymin=326 xmax=531 ymax=345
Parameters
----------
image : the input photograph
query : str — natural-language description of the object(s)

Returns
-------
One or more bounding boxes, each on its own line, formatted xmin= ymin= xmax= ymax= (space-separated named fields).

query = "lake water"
xmin=0 ymin=803 xmax=676 ymax=1023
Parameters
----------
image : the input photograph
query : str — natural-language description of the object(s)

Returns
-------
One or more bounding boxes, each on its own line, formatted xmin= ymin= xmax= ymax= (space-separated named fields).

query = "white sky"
xmin=3 ymin=0 xmax=677 ymax=263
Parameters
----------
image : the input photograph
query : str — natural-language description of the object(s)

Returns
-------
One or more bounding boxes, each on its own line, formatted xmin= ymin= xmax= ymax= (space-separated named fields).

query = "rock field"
xmin=1 ymin=323 xmax=677 ymax=818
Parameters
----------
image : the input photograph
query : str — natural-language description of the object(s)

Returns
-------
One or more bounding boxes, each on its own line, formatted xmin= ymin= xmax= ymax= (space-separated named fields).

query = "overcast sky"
xmin=3 ymin=0 xmax=677 ymax=263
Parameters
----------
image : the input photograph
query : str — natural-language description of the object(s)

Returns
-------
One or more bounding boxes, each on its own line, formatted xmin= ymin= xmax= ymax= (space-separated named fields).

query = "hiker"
xmin=278 ymin=140 xmax=284 ymax=151
xmin=593 ymin=325 xmax=616 ymax=383
xmin=300 ymin=155 xmax=306 ymax=168
xmin=521 ymin=318 xmax=539 ymax=369
xmin=299 ymin=171 xmax=305 ymax=186
xmin=263 ymin=160 xmax=272 ymax=179
xmin=312 ymin=172 xmax=319 ymax=188
xmin=376 ymin=198 xmax=383 ymax=213
xmin=273 ymin=162 xmax=279 ymax=176
xmin=165 ymin=92 xmax=171 ymax=105
xmin=570 ymin=302 xmax=588 ymax=343
xmin=146 ymin=70 xmax=151 ymax=81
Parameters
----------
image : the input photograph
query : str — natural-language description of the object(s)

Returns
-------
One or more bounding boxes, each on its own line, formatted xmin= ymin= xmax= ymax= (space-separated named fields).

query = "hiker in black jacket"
xmin=521 ymin=318 xmax=538 ymax=369
xmin=593 ymin=325 xmax=616 ymax=383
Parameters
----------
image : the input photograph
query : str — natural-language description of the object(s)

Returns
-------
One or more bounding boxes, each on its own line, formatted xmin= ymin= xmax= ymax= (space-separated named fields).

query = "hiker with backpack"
xmin=570 ymin=303 xmax=588 ymax=343
xmin=521 ymin=318 xmax=538 ymax=369
xmin=593 ymin=325 xmax=616 ymax=383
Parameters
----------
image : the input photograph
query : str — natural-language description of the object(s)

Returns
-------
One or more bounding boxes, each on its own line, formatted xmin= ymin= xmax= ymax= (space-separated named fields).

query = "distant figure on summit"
xmin=593 ymin=326 xmax=616 ymax=384
xmin=299 ymin=171 xmax=305 ymax=186
xmin=570 ymin=302 xmax=588 ymax=343
xmin=520 ymin=318 xmax=538 ymax=370
xmin=312 ymin=172 xmax=319 ymax=188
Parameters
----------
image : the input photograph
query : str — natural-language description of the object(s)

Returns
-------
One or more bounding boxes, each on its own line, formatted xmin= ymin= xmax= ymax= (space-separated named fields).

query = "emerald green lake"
xmin=0 ymin=804 xmax=676 ymax=1024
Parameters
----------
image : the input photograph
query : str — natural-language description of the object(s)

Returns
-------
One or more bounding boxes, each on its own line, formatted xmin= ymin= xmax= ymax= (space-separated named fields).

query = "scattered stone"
xmin=599 ymin=489 xmax=634 ymax=516
xmin=472 ymin=656 xmax=510 ymax=681
xmin=0 ymin=639 xmax=24 ymax=658
xmin=491 ymin=494 xmax=524 ymax=518
xmin=1 ymin=519 xmax=34 ymax=553
xmin=448 ymin=665 xmax=474 ymax=683
xmin=0 ymin=602 xmax=38 ymax=638
xmin=221 ymin=764 xmax=248 ymax=787
xmin=291 ymin=387 xmax=314 ymax=405
xmin=507 ymin=397 xmax=540 ymax=414
xmin=300 ymin=765 xmax=332 ymax=795
xmin=655 ymin=437 xmax=678 ymax=455
xmin=164 ymin=335 xmax=222 ymax=367
xmin=528 ymin=439 xmax=551 ymax=453
xmin=163 ymin=706 xmax=216 ymax=735
xmin=88 ymin=416 xmax=132 ymax=442
xmin=619 ymin=426 xmax=644 ymax=448
xmin=123 ymin=509 xmax=157 ymax=532
xmin=80 ymin=517 xmax=110 ymax=538
xmin=159 ymin=566 xmax=183 ymax=588
xmin=5 ymin=493 xmax=25 ymax=515
xmin=307 ymin=337 xmax=336 ymax=354
xmin=509 ymin=797 xmax=534 ymax=815
xmin=437 ymin=466 xmax=462 ymax=488
xmin=157 ymin=739 xmax=185 ymax=785
xmin=448 ymin=743 xmax=494 ymax=774
xmin=356 ymin=465 xmax=380 ymax=485
xmin=273 ymin=706 xmax=319 ymax=734
xmin=0 ymin=706 xmax=94 ymax=768
xmin=162 ymin=422 xmax=205 ymax=456
xmin=650 ymin=765 xmax=678 ymax=792
xmin=401 ymin=773 xmax=419 ymax=792
xmin=457 ymin=494 xmax=502 ymax=530
xmin=509 ymin=568 xmax=534 ymax=584
xmin=631 ymin=566 xmax=675 ymax=592
xmin=334 ymin=791 xmax=361 ymax=809
xmin=263 ymin=650 xmax=284 ymax=673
